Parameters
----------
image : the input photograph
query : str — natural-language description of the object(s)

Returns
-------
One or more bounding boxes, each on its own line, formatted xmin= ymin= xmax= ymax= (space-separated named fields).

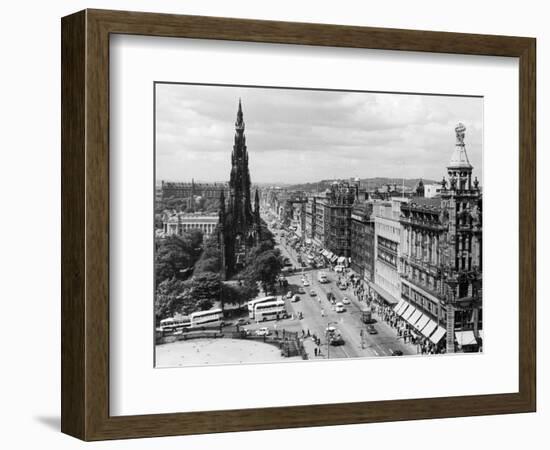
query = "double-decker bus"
xmin=189 ymin=308 xmax=224 ymax=328
xmin=254 ymin=299 xmax=287 ymax=322
xmin=157 ymin=316 xmax=191 ymax=334
xmin=247 ymin=296 xmax=277 ymax=319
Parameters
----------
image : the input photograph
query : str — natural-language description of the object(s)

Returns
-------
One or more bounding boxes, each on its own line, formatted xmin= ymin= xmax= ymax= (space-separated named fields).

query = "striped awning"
xmin=393 ymin=299 xmax=406 ymax=313
xmin=414 ymin=315 xmax=430 ymax=331
xmin=429 ymin=326 xmax=446 ymax=344
xmin=402 ymin=306 xmax=416 ymax=321
xmin=398 ymin=303 xmax=411 ymax=317
xmin=421 ymin=320 xmax=438 ymax=338
xmin=407 ymin=310 xmax=423 ymax=326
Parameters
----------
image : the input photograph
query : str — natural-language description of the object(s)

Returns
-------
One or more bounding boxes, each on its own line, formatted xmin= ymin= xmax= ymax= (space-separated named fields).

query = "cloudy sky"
xmin=155 ymin=83 xmax=483 ymax=185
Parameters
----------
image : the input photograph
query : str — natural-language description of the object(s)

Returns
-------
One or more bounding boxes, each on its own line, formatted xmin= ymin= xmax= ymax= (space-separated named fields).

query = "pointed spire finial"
xmin=235 ymin=98 xmax=244 ymax=130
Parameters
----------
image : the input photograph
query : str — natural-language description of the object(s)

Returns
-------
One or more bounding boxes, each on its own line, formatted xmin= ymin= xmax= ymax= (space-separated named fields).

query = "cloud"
xmin=155 ymin=83 xmax=483 ymax=184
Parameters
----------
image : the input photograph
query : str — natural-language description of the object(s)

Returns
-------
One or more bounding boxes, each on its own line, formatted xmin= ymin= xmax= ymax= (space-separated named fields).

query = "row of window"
xmin=402 ymin=284 xmax=443 ymax=319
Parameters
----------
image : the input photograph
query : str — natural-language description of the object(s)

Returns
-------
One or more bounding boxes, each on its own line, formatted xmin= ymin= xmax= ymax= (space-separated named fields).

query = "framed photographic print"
xmin=61 ymin=9 xmax=536 ymax=441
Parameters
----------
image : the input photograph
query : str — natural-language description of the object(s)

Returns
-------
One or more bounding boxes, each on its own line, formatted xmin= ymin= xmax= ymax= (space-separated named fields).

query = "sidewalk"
xmin=370 ymin=307 xmax=420 ymax=355
xmin=301 ymin=336 xmax=326 ymax=360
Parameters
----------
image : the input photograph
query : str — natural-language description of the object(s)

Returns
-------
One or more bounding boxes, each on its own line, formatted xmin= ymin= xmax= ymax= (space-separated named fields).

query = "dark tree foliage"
xmin=155 ymin=230 xmax=204 ymax=285
xmin=221 ymin=280 xmax=259 ymax=306
xmin=238 ymin=242 xmax=282 ymax=295
xmin=193 ymin=231 xmax=222 ymax=276
xmin=189 ymin=272 xmax=222 ymax=306
xmin=154 ymin=277 xmax=190 ymax=321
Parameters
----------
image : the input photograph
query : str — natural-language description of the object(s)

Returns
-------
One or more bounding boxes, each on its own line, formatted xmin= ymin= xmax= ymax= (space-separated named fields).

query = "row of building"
xmin=263 ymin=123 xmax=483 ymax=353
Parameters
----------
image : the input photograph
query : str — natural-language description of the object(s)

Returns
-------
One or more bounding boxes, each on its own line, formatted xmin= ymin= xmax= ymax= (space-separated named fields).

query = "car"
xmin=291 ymin=295 xmax=300 ymax=303
xmin=286 ymin=291 xmax=293 ymax=299
xmin=235 ymin=318 xmax=250 ymax=326
xmin=255 ymin=327 xmax=270 ymax=336
xmin=342 ymin=296 xmax=351 ymax=305
xmin=391 ymin=349 xmax=404 ymax=356
xmin=309 ymin=290 xmax=317 ymax=297
xmin=335 ymin=302 xmax=345 ymax=313
xmin=302 ymin=279 xmax=310 ymax=287
xmin=298 ymin=287 xmax=306 ymax=294
xmin=366 ymin=324 xmax=377 ymax=335
xmin=334 ymin=265 xmax=344 ymax=273
xmin=329 ymin=335 xmax=345 ymax=346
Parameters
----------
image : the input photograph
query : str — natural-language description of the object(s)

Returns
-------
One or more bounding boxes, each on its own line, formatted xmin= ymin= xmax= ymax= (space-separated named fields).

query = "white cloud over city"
xmin=155 ymin=83 xmax=483 ymax=185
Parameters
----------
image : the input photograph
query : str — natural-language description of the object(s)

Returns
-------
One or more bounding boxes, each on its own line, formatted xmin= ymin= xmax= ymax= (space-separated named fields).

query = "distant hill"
xmin=286 ymin=177 xmax=439 ymax=192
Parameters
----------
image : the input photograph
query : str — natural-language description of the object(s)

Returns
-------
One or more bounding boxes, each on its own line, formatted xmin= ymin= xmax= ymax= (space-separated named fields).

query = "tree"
xmin=155 ymin=231 xmax=204 ymax=284
xmin=155 ymin=277 xmax=190 ymax=321
xmin=253 ymin=250 xmax=282 ymax=293
xmin=193 ymin=232 xmax=222 ymax=275
xmin=238 ymin=244 xmax=282 ymax=294
xmin=221 ymin=280 xmax=258 ymax=306
xmin=188 ymin=272 xmax=222 ymax=306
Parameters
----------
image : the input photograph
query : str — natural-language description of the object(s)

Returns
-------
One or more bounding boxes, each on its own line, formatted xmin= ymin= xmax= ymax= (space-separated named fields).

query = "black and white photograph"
xmin=154 ymin=83 xmax=483 ymax=368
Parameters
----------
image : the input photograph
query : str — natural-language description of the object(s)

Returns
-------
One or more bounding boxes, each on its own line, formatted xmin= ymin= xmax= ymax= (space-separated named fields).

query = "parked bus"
xmin=157 ymin=316 xmax=191 ymax=334
xmin=189 ymin=308 xmax=224 ymax=328
xmin=247 ymin=296 xmax=277 ymax=319
xmin=254 ymin=299 xmax=287 ymax=322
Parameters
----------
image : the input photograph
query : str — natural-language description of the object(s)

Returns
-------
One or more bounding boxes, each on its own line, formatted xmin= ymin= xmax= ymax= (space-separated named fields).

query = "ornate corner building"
xmin=399 ymin=123 xmax=482 ymax=353
xmin=218 ymin=100 xmax=262 ymax=279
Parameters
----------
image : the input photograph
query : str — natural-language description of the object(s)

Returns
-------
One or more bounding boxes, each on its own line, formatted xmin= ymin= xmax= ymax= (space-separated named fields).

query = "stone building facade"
xmin=399 ymin=123 xmax=482 ymax=352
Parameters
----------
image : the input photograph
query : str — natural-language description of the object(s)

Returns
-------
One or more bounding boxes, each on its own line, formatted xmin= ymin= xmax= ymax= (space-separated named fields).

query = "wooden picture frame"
xmin=61 ymin=9 xmax=536 ymax=441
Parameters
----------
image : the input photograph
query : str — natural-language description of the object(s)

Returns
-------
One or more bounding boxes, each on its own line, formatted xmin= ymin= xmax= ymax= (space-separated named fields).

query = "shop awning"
xmin=430 ymin=326 xmax=446 ymax=344
xmin=369 ymin=282 xmax=401 ymax=305
xmin=330 ymin=255 xmax=338 ymax=263
xmin=455 ymin=330 xmax=477 ymax=346
xmin=414 ymin=315 xmax=430 ymax=331
xmin=407 ymin=310 xmax=423 ymax=326
xmin=398 ymin=303 xmax=411 ymax=317
xmin=402 ymin=306 xmax=416 ymax=321
xmin=393 ymin=299 xmax=406 ymax=313
xmin=421 ymin=320 xmax=438 ymax=338
xmin=398 ymin=302 xmax=411 ymax=315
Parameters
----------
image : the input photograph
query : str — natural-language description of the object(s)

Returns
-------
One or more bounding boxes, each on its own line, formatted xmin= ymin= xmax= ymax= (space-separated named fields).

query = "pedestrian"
xmin=314 ymin=348 xmax=318 ymax=357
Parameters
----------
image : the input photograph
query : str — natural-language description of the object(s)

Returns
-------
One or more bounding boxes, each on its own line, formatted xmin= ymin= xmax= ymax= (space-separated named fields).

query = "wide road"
xmin=273 ymin=231 xmax=416 ymax=359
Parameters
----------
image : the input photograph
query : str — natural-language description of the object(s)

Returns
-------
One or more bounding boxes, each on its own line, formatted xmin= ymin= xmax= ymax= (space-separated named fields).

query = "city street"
xmin=272 ymin=226 xmax=417 ymax=359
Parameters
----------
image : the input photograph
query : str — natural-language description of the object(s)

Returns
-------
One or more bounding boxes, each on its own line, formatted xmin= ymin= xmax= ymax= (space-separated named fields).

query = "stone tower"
xmin=440 ymin=123 xmax=483 ymax=353
xmin=219 ymin=100 xmax=262 ymax=279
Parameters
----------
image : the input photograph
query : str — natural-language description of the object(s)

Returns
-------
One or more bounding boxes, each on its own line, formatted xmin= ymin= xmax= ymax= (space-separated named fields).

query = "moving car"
xmin=335 ymin=302 xmax=345 ymax=313
xmin=366 ymin=324 xmax=377 ymax=335
xmin=298 ymin=287 xmax=306 ymax=294
xmin=329 ymin=334 xmax=345 ymax=346
xmin=391 ymin=349 xmax=404 ymax=356
xmin=235 ymin=318 xmax=250 ymax=326
xmin=317 ymin=272 xmax=329 ymax=283
xmin=342 ymin=296 xmax=351 ymax=305
xmin=291 ymin=294 xmax=300 ymax=303
xmin=309 ymin=290 xmax=317 ymax=297
xmin=337 ymin=281 xmax=347 ymax=290
xmin=302 ymin=279 xmax=310 ymax=287
xmin=255 ymin=327 xmax=270 ymax=336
